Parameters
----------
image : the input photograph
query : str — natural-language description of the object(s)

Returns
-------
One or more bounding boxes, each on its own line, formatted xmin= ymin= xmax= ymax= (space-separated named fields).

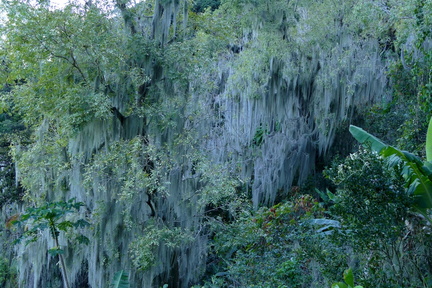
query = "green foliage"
xmin=205 ymin=195 xmax=342 ymax=287
xmin=0 ymin=257 xmax=8 ymax=287
xmin=0 ymin=1 xmax=121 ymax=132
xmin=12 ymin=198 xmax=90 ymax=288
xmin=426 ymin=116 xmax=432 ymax=161
xmin=349 ymin=124 xmax=432 ymax=217
xmin=0 ymin=255 xmax=17 ymax=288
xmin=325 ymin=144 xmax=432 ymax=287
xmin=0 ymin=113 xmax=25 ymax=136
xmin=192 ymin=0 xmax=221 ymax=13
xmin=129 ymin=222 xmax=194 ymax=271
xmin=324 ymin=147 xmax=410 ymax=246
xmin=1 ymin=0 xmax=431 ymax=287
xmin=331 ymin=268 xmax=363 ymax=288
xmin=111 ymin=270 xmax=130 ymax=288
xmin=0 ymin=151 xmax=23 ymax=209
xmin=251 ymin=122 xmax=281 ymax=147
xmin=83 ymin=137 xmax=157 ymax=202
xmin=381 ymin=0 xmax=432 ymax=155
xmin=13 ymin=198 xmax=90 ymax=247
xmin=0 ymin=107 xmax=28 ymax=209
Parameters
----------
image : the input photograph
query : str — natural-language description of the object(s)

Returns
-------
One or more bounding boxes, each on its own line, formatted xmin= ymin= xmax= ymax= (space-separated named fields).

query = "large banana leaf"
xmin=111 ymin=270 xmax=129 ymax=288
xmin=349 ymin=125 xmax=432 ymax=215
xmin=427 ymin=116 xmax=432 ymax=161
xmin=348 ymin=125 xmax=387 ymax=152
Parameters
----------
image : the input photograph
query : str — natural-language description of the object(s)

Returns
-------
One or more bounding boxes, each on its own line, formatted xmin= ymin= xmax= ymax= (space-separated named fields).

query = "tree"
xmin=0 ymin=0 xmax=234 ymax=286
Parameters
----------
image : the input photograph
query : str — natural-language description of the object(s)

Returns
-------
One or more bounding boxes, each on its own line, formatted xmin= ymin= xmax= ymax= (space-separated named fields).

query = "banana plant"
xmin=349 ymin=116 xmax=432 ymax=220
xmin=111 ymin=270 xmax=130 ymax=288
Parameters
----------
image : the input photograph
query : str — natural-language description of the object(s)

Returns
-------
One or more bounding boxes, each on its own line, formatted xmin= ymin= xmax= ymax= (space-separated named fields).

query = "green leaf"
xmin=70 ymin=199 xmax=85 ymax=210
xmin=426 ymin=116 xmax=432 ymax=162
xmin=422 ymin=161 xmax=432 ymax=178
xmin=382 ymin=146 xmax=432 ymax=212
xmin=315 ymin=188 xmax=329 ymax=202
xmin=24 ymin=237 xmax=38 ymax=245
xmin=331 ymin=283 xmax=348 ymax=288
xmin=308 ymin=218 xmax=341 ymax=234
xmin=73 ymin=219 xmax=90 ymax=228
xmin=350 ymin=125 xmax=432 ymax=215
xmin=326 ymin=189 xmax=338 ymax=202
xmin=57 ymin=221 xmax=74 ymax=231
xmin=309 ymin=218 xmax=340 ymax=226
xmin=343 ymin=268 xmax=354 ymax=287
xmin=111 ymin=270 xmax=129 ymax=288
xmin=76 ymin=235 xmax=90 ymax=245
xmin=311 ymin=219 xmax=341 ymax=234
xmin=48 ymin=247 xmax=64 ymax=256
xmin=349 ymin=125 xmax=387 ymax=153
xmin=19 ymin=213 xmax=31 ymax=222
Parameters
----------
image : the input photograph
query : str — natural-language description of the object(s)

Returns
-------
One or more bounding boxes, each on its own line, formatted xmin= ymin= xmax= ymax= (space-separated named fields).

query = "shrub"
xmin=325 ymin=147 xmax=431 ymax=287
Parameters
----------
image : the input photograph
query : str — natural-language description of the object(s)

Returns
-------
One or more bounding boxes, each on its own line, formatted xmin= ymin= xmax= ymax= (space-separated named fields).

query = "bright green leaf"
xmin=349 ymin=125 xmax=387 ymax=153
xmin=343 ymin=268 xmax=354 ymax=287
xmin=426 ymin=116 xmax=432 ymax=161
xmin=332 ymin=282 xmax=348 ymax=288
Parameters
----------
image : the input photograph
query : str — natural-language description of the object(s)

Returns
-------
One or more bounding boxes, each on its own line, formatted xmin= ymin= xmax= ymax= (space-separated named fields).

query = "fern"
xmin=111 ymin=270 xmax=130 ymax=288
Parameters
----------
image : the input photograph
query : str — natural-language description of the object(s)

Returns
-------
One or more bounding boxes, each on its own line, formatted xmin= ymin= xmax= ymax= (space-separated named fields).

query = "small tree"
xmin=13 ymin=198 xmax=90 ymax=288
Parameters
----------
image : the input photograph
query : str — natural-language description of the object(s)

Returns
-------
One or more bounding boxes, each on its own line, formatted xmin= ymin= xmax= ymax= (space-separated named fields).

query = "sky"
xmin=47 ymin=0 xmax=144 ymax=9
xmin=50 ymin=0 xmax=68 ymax=6
xmin=50 ymin=0 xmax=83 ymax=8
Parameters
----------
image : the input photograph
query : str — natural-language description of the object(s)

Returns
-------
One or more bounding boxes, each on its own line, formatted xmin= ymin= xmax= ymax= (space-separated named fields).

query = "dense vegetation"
xmin=0 ymin=0 xmax=431 ymax=287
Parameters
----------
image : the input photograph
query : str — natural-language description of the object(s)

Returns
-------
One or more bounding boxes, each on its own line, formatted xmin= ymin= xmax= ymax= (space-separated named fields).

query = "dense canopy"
xmin=0 ymin=0 xmax=431 ymax=287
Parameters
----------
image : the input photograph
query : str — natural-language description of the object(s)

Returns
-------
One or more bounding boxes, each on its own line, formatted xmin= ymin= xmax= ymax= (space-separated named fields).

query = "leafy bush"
xmin=324 ymin=148 xmax=410 ymax=248
xmin=325 ymin=147 xmax=432 ymax=287
xmin=206 ymin=195 xmax=340 ymax=287
xmin=201 ymin=141 xmax=432 ymax=287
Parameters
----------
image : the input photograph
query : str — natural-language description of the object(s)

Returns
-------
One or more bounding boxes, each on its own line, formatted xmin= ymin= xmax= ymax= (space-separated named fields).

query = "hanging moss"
xmin=2 ymin=0 xmax=408 ymax=287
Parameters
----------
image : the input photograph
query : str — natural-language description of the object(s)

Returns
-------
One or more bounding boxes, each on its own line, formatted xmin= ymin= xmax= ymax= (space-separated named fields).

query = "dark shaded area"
xmin=192 ymin=0 xmax=220 ymax=13
xmin=0 ymin=113 xmax=27 ymax=209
